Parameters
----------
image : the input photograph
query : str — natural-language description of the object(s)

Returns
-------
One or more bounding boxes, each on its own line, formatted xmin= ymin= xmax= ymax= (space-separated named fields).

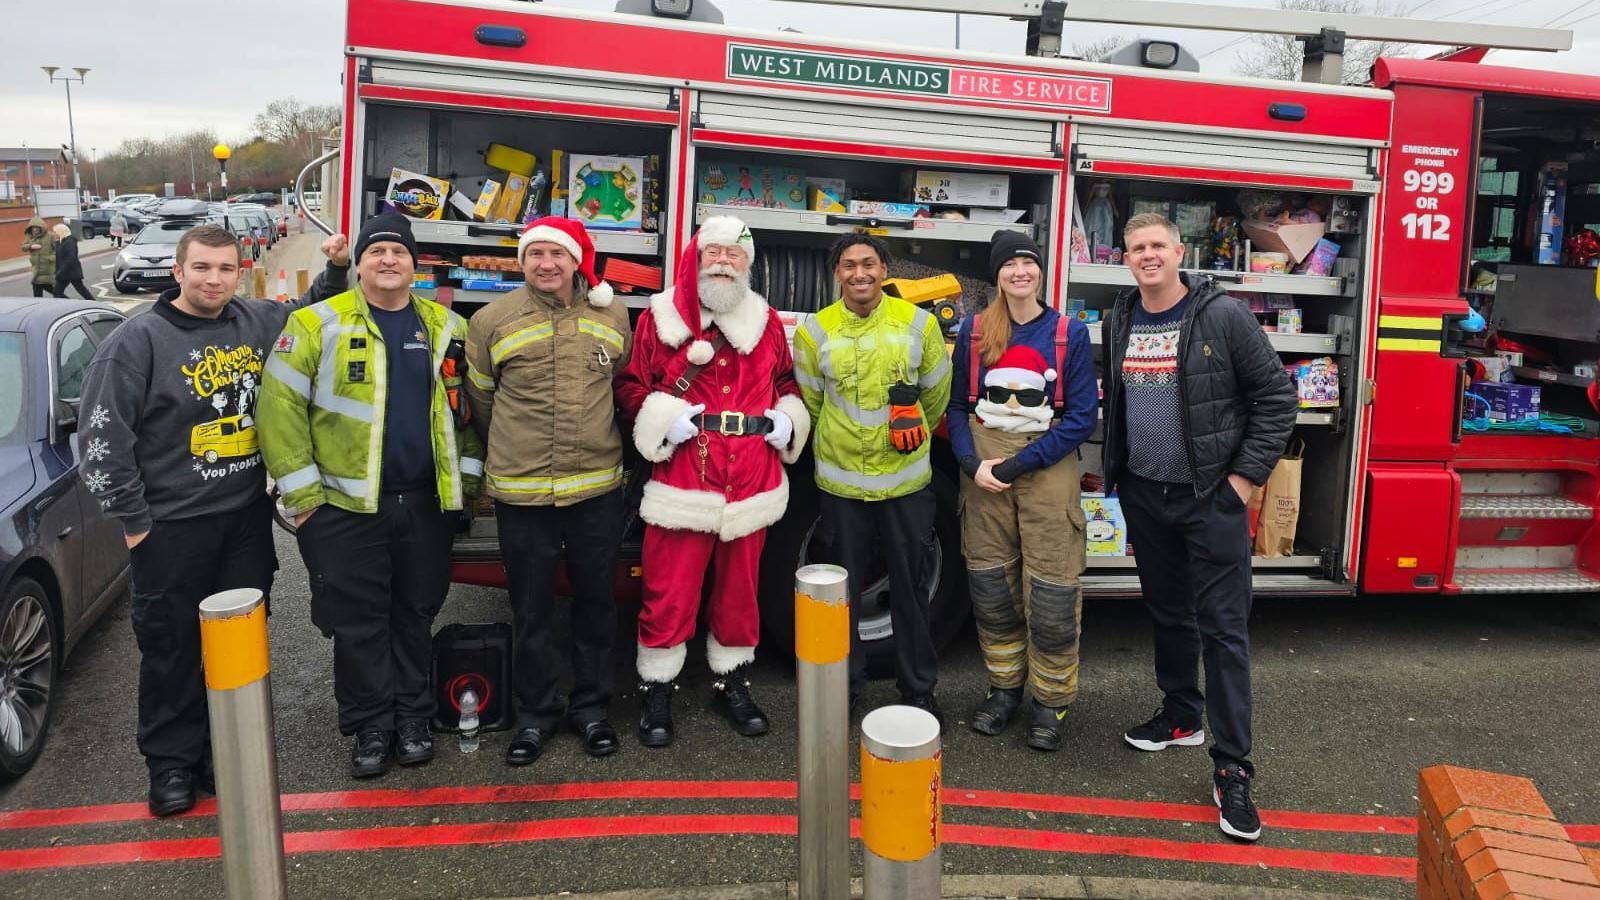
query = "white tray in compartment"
xmin=1083 ymin=322 xmax=1341 ymax=355
xmin=698 ymin=203 xmax=1031 ymax=244
xmin=410 ymin=219 xmax=660 ymax=255
xmin=1069 ymin=263 xmax=1348 ymax=297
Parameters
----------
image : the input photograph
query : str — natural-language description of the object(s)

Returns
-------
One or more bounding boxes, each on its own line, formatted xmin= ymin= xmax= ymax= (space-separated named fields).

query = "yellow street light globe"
xmin=213 ymin=144 xmax=232 ymax=162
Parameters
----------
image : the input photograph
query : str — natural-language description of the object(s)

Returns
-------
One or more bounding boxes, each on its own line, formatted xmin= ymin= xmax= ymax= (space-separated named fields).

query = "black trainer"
xmin=1214 ymin=764 xmax=1262 ymax=842
xmin=638 ymin=681 xmax=676 ymax=748
xmin=1123 ymin=706 xmax=1205 ymax=752
xmin=148 ymin=768 xmax=197 ymax=817
xmin=900 ymin=693 xmax=944 ymax=728
xmin=969 ymin=686 xmax=1023 ymax=736
xmin=1025 ymin=700 xmax=1067 ymax=752
xmin=395 ymin=718 xmax=434 ymax=766
xmin=350 ymin=729 xmax=394 ymax=779
xmin=711 ymin=665 xmax=769 ymax=737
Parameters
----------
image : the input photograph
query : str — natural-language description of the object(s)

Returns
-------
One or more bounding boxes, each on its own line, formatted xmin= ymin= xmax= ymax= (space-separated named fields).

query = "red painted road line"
xmin=0 ymin=814 xmax=1414 ymax=880
xmin=1569 ymin=825 xmax=1600 ymax=843
xmin=944 ymin=788 xmax=1416 ymax=836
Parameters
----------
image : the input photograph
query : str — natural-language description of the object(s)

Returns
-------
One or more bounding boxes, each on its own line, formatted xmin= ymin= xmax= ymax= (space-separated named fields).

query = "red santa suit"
xmin=616 ymin=221 xmax=811 ymax=683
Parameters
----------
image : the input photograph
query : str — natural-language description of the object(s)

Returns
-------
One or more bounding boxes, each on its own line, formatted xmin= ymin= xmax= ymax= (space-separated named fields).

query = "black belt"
xmin=696 ymin=412 xmax=775 ymax=436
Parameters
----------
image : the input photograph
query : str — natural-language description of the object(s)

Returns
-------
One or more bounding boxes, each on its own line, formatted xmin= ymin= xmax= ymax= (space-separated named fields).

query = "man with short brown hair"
xmin=78 ymin=223 xmax=348 ymax=816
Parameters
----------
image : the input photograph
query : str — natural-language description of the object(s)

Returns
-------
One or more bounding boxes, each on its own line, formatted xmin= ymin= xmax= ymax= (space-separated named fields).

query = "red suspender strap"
xmin=967 ymin=316 xmax=983 ymax=405
xmin=1053 ymin=314 xmax=1070 ymax=409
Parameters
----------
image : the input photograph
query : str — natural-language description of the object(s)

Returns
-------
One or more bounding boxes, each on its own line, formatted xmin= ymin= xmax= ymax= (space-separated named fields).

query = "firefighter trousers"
xmin=960 ymin=422 xmax=1086 ymax=709
xmin=636 ymin=525 xmax=765 ymax=683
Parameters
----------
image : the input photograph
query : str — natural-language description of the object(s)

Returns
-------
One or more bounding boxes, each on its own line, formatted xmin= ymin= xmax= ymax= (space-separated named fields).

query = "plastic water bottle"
xmin=458 ymin=689 xmax=480 ymax=754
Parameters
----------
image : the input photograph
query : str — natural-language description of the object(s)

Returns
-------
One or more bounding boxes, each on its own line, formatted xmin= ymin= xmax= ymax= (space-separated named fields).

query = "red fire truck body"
xmin=327 ymin=0 xmax=1600 ymax=665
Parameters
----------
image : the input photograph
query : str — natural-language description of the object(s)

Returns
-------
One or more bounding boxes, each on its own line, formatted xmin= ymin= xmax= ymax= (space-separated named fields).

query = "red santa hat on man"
xmin=976 ymin=344 xmax=1056 ymax=433
xmin=516 ymin=216 xmax=613 ymax=307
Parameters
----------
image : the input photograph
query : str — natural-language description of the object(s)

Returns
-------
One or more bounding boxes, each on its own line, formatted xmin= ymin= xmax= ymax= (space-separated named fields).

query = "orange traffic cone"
xmin=276 ymin=267 xmax=289 ymax=303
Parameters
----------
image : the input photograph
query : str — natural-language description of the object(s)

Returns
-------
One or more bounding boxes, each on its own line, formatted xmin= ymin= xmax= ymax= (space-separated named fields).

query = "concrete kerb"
xmin=496 ymin=874 xmax=1383 ymax=899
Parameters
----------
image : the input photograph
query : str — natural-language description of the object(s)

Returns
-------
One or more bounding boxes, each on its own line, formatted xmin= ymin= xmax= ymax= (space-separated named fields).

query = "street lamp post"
xmin=41 ymin=66 xmax=89 ymax=210
xmin=214 ymin=144 xmax=232 ymax=200
xmin=90 ymin=147 xmax=100 ymax=199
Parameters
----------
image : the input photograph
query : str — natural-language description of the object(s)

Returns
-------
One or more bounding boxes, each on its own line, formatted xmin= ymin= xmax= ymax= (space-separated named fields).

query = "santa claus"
xmin=616 ymin=216 xmax=811 ymax=747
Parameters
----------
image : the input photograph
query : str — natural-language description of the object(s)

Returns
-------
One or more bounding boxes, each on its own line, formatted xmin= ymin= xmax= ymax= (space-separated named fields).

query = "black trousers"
xmin=819 ymin=486 xmax=939 ymax=699
xmin=495 ymin=490 xmax=623 ymax=731
xmin=1119 ymin=474 xmax=1255 ymax=772
xmin=55 ymin=277 xmax=93 ymax=301
xmin=130 ymin=496 xmax=277 ymax=777
xmin=30 ymin=282 xmax=63 ymax=298
xmin=297 ymin=490 xmax=458 ymax=735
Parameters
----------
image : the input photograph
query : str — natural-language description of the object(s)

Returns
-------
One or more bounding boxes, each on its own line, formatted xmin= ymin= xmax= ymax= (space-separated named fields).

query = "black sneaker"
xmin=1123 ymin=706 xmax=1205 ymax=752
xmin=969 ymin=686 xmax=1023 ymax=736
xmin=711 ymin=665 xmax=769 ymax=737
xmin=1213 ymin=764 xmax=1262 ymax=842
xmin=395 ymin=718 xmax=434 ymax=766
xmin=1025 ymin=700 xmax=1067 ymax=752
xmin=900 ymin=693 xmax=945 ymax=729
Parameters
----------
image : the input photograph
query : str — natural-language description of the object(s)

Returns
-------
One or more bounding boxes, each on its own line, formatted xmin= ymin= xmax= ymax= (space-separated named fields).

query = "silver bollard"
xmin=794 ymin=564 xmax=851 ymax=900
xmin=861 ymin=705 xmax=942 ymax=899
xmin=198 ymin=588 xmax=287 ymax=900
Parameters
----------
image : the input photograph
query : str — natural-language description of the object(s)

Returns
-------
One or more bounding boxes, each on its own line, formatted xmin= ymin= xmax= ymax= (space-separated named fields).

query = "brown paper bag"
xmin=1253 ymin=441 xmax=1304 ymax=558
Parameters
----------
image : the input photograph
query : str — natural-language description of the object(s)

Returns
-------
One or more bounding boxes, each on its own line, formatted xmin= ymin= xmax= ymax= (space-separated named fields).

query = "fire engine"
xmin=301 ymin=0 xmax=1597 ymax=672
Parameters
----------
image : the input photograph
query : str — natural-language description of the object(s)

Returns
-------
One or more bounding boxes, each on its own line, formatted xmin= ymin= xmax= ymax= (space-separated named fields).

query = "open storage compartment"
xmin=1065 ymin=170 xmax=1375 ymax=591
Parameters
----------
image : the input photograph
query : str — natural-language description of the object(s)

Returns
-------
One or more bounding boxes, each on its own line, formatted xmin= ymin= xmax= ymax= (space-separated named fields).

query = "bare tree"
xmin=252 ymin=98 xmax=342 ymax=165
xmin=1234 ymin=0 xmax=1412 ymax=84
xmin=1068 ymin=36 xmax=1129 ymax=63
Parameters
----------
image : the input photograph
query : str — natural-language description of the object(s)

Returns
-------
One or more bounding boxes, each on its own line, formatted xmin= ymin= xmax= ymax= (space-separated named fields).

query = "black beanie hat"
xmin=988 ymin=230 xmax=1042 ymax=284
xmin=354 ymin=213 xmax=418 ymax=265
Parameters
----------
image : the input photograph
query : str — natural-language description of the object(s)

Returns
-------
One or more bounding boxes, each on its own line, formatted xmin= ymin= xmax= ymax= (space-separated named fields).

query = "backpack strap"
xmin=1052 ymin=314 xmax=1071 ymax=410
xmin=967 ymin=315 xmax=984 ymax=406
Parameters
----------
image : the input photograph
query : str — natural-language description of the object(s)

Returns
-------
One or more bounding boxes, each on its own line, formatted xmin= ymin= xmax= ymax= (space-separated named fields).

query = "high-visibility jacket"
xmin=792 ymin=294 xmax=952 ymax=501
xmin=258 ymin=286 xmax=484 ymax=515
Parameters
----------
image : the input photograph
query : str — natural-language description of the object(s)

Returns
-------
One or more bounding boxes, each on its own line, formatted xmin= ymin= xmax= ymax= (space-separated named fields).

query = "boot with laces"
xmin=638 ymin=681 xmax=677 ymax=748
xmin=711 ymin=664 xmax=769 ymax=737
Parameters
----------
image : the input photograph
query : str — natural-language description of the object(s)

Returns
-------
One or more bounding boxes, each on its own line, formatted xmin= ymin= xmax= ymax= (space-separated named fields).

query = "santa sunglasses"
xmin=984 ymin=385 xmax=1049 ymax=406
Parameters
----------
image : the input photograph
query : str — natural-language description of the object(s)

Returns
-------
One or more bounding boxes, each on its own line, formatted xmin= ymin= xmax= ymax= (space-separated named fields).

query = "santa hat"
xmin=985 ymin=344 xmax=1056 ymax=391
xmin=697 ymin=214 xmax=756 ymax=263
xmin=517 ymin=216 xmax=613 ymax=307
xmin=666 ymin=234 xmax=718 ymax=364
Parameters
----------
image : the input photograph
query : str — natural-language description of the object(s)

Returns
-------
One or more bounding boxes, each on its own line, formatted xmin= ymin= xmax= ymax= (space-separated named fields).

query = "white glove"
xmin=666 ymin=403 xmax=705 ymax=446
xmin=764 ymin=408 xmax=793 ymax=449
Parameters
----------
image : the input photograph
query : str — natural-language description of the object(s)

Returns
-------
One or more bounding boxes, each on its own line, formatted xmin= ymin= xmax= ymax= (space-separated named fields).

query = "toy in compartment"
xmin=1473 ymin=381 xmax=1540 ymax=423
xmin=1293 ymin=238 xmax=1340 ymax=276
xmin=848 ymin=200 xmax=929 ymax=219
xmin=698 ymin=161 xmax=807 ymax=210
xmin=1070 ymin=193 xmax=1092 ymax=264
xmin=807 ymin=178 xmax=848 ymax=213
xmin=909 ymin=170 xmax=1010 ymax=207
xmin=1277 ymin=308 xmax=1302 ymax=334
xmin=484 ymin=142 xmax=536 ymax=177
xmin=1241 ymin=220 xmax=1327 ymax=266
xmin=1082 ymin=183 xmax=1117 ymax=264
xmin=1082 ymin=494 xmax=1131 ymax=556
xmin=1250 ymin=252 xmax=1290 ymax=274
xmin=1173 ymin=202 xmax=1215 ymax=268
xmin=384 ymin=168 xmax=450 ymax=220
xmin=569 ymin=155 xmax=643 ymax=229
xmin=1286 ymin=357 xmax=1339 ymax=408
xmin=1210 ymin=217 xmax=1241 ymax=270
xmin=602 ymin=258 xmax=664 ymax=293
xmin=1535 ymin=161 xmax=1568 ymax=265
xmin=641 ymin=156 xmax=664 ymax=233
xmin=1565 ymin=228 xmax=1599 ymax=268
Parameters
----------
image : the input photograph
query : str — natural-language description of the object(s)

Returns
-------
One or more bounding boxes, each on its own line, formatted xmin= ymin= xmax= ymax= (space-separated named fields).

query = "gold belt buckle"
xmin=718 ymin=411 xmax=745 ymax=435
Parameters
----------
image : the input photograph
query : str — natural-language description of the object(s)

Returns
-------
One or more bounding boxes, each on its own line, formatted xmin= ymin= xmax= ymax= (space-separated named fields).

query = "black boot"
xmin=1026 ymin=700 xmax=1067 ymax=752
xmin=969 ymin=686 xmax=1023 ymax=736
xmin=638 ymin=682 xmax=676 ymax=748
xmin=711 ymin=665 xmax=769 ymax=737
xmin=350 ymin=729 xmax=394 ymax=778
xmin=148 ymin=768 xmax=197 ymax=817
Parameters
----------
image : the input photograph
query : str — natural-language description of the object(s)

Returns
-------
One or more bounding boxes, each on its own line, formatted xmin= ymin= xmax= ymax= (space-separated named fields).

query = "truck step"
xmin=1459 ymin=495 xmax=1593 ymax=520
xmin=1456 ymin=568 xmax=1600 ymax=594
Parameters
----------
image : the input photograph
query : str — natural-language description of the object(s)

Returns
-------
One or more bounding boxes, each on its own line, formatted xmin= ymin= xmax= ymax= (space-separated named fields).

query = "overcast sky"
xmin=5 ymin=0 xmax=1598 ymax=160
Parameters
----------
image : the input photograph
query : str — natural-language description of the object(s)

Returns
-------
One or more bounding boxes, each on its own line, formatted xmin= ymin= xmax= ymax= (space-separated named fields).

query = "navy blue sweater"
xmin=948 ymin=306 xmax=1097 ymax=484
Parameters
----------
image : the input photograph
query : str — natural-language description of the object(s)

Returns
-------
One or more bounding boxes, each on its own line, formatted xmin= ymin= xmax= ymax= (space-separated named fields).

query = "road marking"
xmin=0 ymin=813 xmax=1419 ymax=880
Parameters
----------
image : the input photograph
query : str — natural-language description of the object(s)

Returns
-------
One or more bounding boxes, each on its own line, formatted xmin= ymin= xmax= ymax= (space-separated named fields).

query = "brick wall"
xmin=1418 ymin=765 xmax=1600 ymax=899
xmin=0 ymin=215 xmax=64 ymax=266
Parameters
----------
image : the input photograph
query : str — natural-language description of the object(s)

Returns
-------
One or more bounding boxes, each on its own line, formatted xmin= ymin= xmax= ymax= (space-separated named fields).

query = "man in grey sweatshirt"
xmin=77 ymin=223 xmax=348 ymax=816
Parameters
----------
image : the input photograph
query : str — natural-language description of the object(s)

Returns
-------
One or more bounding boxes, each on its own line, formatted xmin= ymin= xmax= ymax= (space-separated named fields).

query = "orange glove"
xmin=887 ymin=381 xmax=926 ymax=454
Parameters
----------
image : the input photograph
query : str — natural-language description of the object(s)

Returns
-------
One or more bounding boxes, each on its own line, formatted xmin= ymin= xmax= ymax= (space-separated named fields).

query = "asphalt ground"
xmin=2 ymin=523 xmax=1598 ymax=899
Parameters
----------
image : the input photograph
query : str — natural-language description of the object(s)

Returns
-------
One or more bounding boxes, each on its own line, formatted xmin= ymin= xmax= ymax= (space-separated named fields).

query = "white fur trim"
xmin=518 ymin=225 xmax=582 ymax=264
xmin=687 ymin=340 xmax=714 ymax=365
xmin=587 ymin=280 xmax=614 ymax=308
xmin=711 ymin=291 xmax=770 ymax=355
xmin=985 ymin=366 xmax=1046 ymax=390
xmin=699 ymin=215 xmax=756 ymax=262
xmin=707 ymin=634 xmax=756 ymax=675
xmin=639 ymin=476 xmax=789 ymax=541
xmin=975 ymin=399 xmax=1052 ymax=433
xmin=774 ymin=393 xmax=810 ymax=465
xmin=633 ymin=392 xmax=693 ymax=463
xmin=648 ymin=289 xmax=700 ymax=349
xmin=636 ymin=641 xmax=687 ymax=683
xmin=1044 ymin=368 xmax=1058 ymax=381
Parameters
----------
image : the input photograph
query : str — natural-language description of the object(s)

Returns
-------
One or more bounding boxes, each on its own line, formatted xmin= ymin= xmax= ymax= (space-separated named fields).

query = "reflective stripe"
xmin=907 ymin=308 xmax=933 ymax=371
xmin=276 ymin=464 xmax=321 ymax=493
xmin=826 ymin=384 xmax=888 ymax=427
xmin=794 ymin=370 xmax=824 ymax=391
xmin=919 ymin=354 xmax=951 ymax=391
xmin=466 ymin=364 xmax=495 ymax=390
xmin=460 ymin=456 xmax=484 ymax=477
xmin=264 ymin=355 xmax=311 ymax=399
xmin=315 ymin=324 xmax=375 ymax=423
xmin=800 ymin=317 xmax=831 ymax=379
xmin=322 ymin=473 xmax=370 ymax=498
xmin=487 ymin=465 xmax=624 ymax=496
xmin=816 ymin=456 xmax=930 ymax=492
xmin=491 ymin=322 xmax=554 ymax=364
xmin=434 ymin=314 xmax=463 ymax=510
xmin=579 ymin=318 xmax=624 ymax=351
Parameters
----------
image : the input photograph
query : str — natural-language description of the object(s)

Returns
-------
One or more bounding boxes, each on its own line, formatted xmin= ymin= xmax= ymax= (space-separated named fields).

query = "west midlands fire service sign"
xmin=727 ymin=44 xmax=1113 ymax=112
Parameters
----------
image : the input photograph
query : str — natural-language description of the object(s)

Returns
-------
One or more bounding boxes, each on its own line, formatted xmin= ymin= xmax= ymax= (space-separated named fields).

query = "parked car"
xmin=0 ymin=298 xmax=131 ymax=780
xmin=112 ymin=213 xmax=217 ymax=294
xmin=228 ymin=191 xmax=279 ymax=206
xmin=68 ymin=208 xmax=116 ymax=240
xmin=107 ymin=194 xmax=157 ymax=209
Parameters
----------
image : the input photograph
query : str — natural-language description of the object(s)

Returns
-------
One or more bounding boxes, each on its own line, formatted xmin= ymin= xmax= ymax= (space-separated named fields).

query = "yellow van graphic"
xmin=191 ymin=415 xmax=259 ymax=464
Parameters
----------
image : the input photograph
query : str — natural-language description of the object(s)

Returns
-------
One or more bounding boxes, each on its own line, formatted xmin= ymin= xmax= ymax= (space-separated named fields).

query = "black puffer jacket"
xmin=1102 ymin=273 xmax=1296 ymax=497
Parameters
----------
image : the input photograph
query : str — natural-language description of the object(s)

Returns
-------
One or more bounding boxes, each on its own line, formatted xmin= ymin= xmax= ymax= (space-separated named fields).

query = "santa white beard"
xmin=698 ymin=266 xmax=751 ymax=314
xmin=975 ymin=398 xmax=1053 ymax=433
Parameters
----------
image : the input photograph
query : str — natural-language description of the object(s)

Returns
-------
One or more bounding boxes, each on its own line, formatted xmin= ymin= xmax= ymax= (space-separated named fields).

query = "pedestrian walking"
xmin=111 ymin=208 xmax=128 ymax=248
xmin=52 ymin=223 xmax=94 ymax=301
xmin=20 ymin=217 xmax=62 ymax=298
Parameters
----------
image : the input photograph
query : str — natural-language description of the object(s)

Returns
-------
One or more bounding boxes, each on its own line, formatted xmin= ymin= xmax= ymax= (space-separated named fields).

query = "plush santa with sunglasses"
xmin=975 ymin=345 xmax=1057 ymax=433
xmin=615 ymin=216 xmax=811 ymax=749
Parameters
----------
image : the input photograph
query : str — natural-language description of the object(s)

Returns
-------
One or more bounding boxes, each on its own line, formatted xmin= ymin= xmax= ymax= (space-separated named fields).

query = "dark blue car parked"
xmin=0 ymin=298 xmax=131 ymax=780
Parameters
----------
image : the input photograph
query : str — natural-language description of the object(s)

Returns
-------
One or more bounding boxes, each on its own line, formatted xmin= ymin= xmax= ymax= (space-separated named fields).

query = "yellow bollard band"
xmin=860 ymin=747 xmax=941 ymax=861
xmin=201 ymin=603 xmax=271 ymax=690
xmin=794 ymin=590 xmax=850 ymax=665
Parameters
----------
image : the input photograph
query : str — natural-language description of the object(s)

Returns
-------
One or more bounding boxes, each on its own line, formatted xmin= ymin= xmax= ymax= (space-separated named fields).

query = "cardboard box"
xmin=1475 ymin=381 xmax=1540 ymax=422
xmin=697 ymin=161 xmax=807 ymax=210
xmin=488 ymin=173 xmax=529 ymax=225
xmin=384 ymin=167 xmax=450 ymax=220
xmin=568 ymin=154 xmax=645 ymax=230
xmin=809 ymin=185 xmax=847 ymax=213
xmin=1240 ymin=219 xmax=1328 ymax=266
xmin=446 ymin=189 xmax=477 ymax=221
xmin=1277 ymin=308 xmax=1302 ymax=334
xmin=1536 ymin=161 xmax=1569 ymax=265
xmin=910 ymin=169 xmax=1009 ymax=207
xmin=1475 ymin=355 xmax=1513 ymax=383
xmin=473 ymin=179 xmax=502 ymax=222
xmin=1082 ymin=494 xmax=1130 ymax=556
xmin=848 ymin=200 xmax=928 ymax=219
